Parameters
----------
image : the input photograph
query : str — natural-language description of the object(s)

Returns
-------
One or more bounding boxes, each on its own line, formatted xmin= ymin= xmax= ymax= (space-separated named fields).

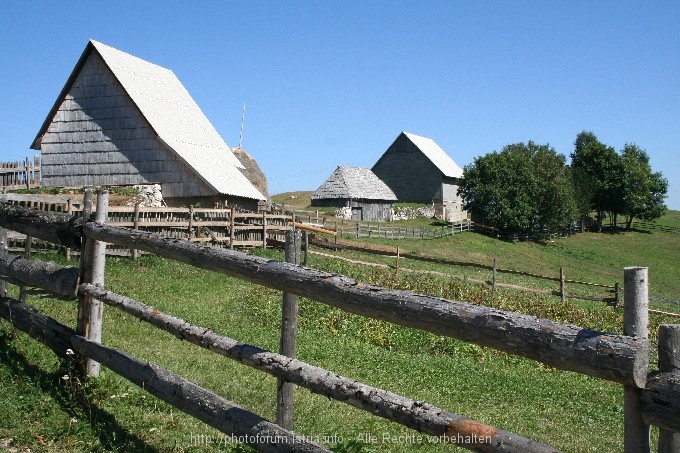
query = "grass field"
xmin=0 ymin=208 xmax=678 ymax=452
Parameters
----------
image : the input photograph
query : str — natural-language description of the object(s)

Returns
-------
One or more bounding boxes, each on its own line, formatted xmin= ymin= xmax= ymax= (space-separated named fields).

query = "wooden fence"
xmin=308 ymin=236 xmax=623 ymax=306
xmin=0 ymin=156 xmax=41 ymax=190
xmin=0 ymin=193 xmax=291 ymax=254
xmin=0 ymin=196 xmax=679 ymax=451
xmin=294 ymin=212 xmax=472 ymax=240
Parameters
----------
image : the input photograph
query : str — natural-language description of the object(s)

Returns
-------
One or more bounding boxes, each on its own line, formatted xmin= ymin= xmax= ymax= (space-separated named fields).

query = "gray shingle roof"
xmin=403 ymin=132 xmax=463 ymax=178
xmin=32 ymin=40 xmax=265 ymax=201
xmin=312 ymin=167 xmax=397 ymax=201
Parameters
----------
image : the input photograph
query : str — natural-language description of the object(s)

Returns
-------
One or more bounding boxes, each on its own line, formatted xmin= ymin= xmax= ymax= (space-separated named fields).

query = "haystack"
xmin=232 ymin=147 xmax=269 ymax=199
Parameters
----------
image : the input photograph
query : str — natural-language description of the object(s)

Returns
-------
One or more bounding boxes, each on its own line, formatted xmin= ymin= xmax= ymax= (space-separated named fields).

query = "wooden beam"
xmin=82 ymin=223 xmax=649 ymax=387
xmin=0 ymin=203 xmax=82 ymax=249
xmin=289 ymin=222 xmax=336 ymax=236
xmin=77 ymin=284 xmax=562 ymax=453
xmin=0 ymin=254 xmax=79 ymax=298
xmin=0 ymin=298 xmax=329 ymax=453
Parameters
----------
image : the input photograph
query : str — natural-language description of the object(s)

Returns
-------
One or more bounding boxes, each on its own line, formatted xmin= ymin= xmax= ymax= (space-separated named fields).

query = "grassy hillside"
xmin=270 ymin=191 xmax=313 ymax=211
xmin=0 ymin=210 xmax=678 ymax=452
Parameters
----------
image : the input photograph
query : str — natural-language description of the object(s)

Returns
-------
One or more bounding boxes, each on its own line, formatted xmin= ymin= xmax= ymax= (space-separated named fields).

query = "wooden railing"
xmin=293 ymin=211 xmax=472 ymax=240
xmin=0 ymin=193 xmax=291 ymax=254
xmin=0 ymin=156 xmax=41 ymax=190
xmin=0 ymin=197 xmax=678 ymax=451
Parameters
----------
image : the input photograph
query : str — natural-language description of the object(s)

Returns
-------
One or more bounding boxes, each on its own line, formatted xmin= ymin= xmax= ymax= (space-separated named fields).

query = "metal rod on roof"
xmin=238 ymin=102 xmax=246 ymax=149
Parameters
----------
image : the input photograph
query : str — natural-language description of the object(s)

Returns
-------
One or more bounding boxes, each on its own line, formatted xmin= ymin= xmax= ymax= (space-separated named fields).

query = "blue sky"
xmin=1 ymin=1 xmax=678 ymax=209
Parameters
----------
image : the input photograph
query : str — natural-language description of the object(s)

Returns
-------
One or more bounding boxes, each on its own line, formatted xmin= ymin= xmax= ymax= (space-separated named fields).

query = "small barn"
xmin=31 ymin=40 xmax=266 ymax=210
xmin=372 ymin=132 xmax=467 ymax=222
xmin=311 ymin=166 xmax=397 ymax=222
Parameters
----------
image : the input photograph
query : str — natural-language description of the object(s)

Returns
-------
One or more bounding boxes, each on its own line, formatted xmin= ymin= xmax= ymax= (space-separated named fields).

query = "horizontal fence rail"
xmin=0 ymin=204 xmax=650 ymax=387
xmin=308 ymin=237 xmax=623 ymax=305
xmin=76 ymin=283 xmax=558 ymax=452
xmin=0 ymin=297 xmax=329 ymax=453
xmin=81 ymin=222 xmax=649 ymax=387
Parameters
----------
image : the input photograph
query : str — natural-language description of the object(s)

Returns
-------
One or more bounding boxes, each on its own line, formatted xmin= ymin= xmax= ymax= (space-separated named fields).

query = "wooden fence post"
xmin=18 ymin=235 xmax=32 ymax=302
xmin=623 ymin=266 xmax=650 ymax=453
xmin=77 ymin=189 xmax=109 ymax=378
xmin=24 ymin=157 xmax=30 ymax=191
xmin=276 ymin=229 xmax=301 ymax=430
xmin=262 ymin=211 xmax=267 ymax=249
xmin=615 ymin=281 xmax=621 ymax=307
xmin=229 ymin=207 xmax=235 ymax=250
xmin=658 ymin=324 xmax=680 ymax=453
xmin=396 ymin=245 xmax=400 ymax=273
xmin=303 ymin=231 xmax=309 ymax=267
xmin=188 ymin=205 xmax=195 ymax=240
xmin=560 ymin=267 xmax=566 ymax=303
xmin=492 ymin=258 xmax=497 ymax=295
xmin=0 ymin=227 xmax=7 ymax=298
xmin=76 ymin=188 xmax=94 ymax=337
xmin=65 ymin=199 xmax=73 ymax=260
xmin=132 ymin=202 xmax=140 ymax=260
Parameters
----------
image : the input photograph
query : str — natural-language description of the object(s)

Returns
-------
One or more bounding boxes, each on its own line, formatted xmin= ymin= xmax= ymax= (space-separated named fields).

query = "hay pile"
xmin=232 ymin=147 xmax=269 ymax=199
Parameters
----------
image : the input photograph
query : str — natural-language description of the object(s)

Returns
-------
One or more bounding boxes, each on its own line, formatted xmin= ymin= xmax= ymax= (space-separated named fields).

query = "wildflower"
xmin=65 ymin=349 xmax=75 ymax=356
xmin=62 ymin=375 xmax=69 ymax=381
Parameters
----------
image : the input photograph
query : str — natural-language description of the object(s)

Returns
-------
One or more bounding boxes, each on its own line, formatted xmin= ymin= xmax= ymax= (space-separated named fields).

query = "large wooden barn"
xmin=312 ymin=166 xmax=397 ymax=222
xmin=372 ymin=132 xmax=467 ymax=222
xmin=31 ymin=40 xmax=266 ymax=209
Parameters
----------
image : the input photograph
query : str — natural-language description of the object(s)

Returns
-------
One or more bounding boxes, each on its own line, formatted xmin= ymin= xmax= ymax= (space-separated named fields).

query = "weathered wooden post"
xmin=65 ymin=198 xmax=73 ymax=260
xmin=229 ymin=206 xmax=235 ymax=250
xmin=188 ymin=205 xmax=195 ymax=240
xmin=0 ymin=227 xmax=7 ymax=298
xmin=657 ymin=324 xmax=680 ymax=453
xmin=76 ymin=188 xmax=94 ymax=331
xmin=615 ymin=281 xmax=621 ymax=307
xmin=24 ymin=157 xmax=30 ymax=191
xmin=276 ymin=229 xmax=301 ymax=429
xmin=492 ymin=258 xmax=497 ymax=295
xmin=560 ymin=267 xmax=566 ymax=303
xmin=78 ymin=190 xmax=109 ymax=378
xmin=18 ymin=235 xmax=32 ymax=302
xmin=623 ymin=266 xmax=650 ymax=453
xmin=303 ymin=231 xmax=309 ymax=267
xmin=396 ymin=245 xmax=400 ymax=273
xmin=132 ymin=202 xmax=140 ymax=260
xmin=262 ymin=211 xmax=267 ymax=249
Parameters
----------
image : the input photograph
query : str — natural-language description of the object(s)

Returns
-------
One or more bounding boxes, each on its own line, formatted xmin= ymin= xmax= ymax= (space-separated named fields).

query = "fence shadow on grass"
xmin=0 ymin=329 xmax=157 ymax=453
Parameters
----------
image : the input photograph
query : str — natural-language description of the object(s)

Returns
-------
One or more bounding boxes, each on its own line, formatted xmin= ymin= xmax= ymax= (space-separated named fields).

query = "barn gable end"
xmin=39 ymin=50 xmax=213 ymax=197
xmin=372 ymin=132 xmax=467 ymax=222
xmin=32 ymin=40 xmax=265 ymax=207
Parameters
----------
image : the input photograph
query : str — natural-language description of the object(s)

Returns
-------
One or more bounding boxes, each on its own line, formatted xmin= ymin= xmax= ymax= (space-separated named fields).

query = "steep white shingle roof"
xmin=403 ymin=132 xmax=463 ymax=178
xmin=312 ymin=167 xmax=397 ymax=201
xmin=91 ymin=41 xmax=264 ymax=200
xmin=33 ymin=40 xmax=265 ymax=201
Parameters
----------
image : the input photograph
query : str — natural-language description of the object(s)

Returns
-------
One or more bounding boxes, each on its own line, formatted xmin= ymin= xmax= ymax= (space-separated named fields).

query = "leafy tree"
xmin=458 ymin=142 xmax=576 ymax=236
xmin=570 ymin=131 xmax=623 ymax=232
xmin=619 ymin=143 xmax=668 ymax=229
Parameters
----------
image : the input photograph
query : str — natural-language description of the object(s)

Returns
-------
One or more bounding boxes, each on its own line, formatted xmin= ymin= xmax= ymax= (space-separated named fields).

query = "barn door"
xmin=351 ymin=207 xmax=363 ymax=221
